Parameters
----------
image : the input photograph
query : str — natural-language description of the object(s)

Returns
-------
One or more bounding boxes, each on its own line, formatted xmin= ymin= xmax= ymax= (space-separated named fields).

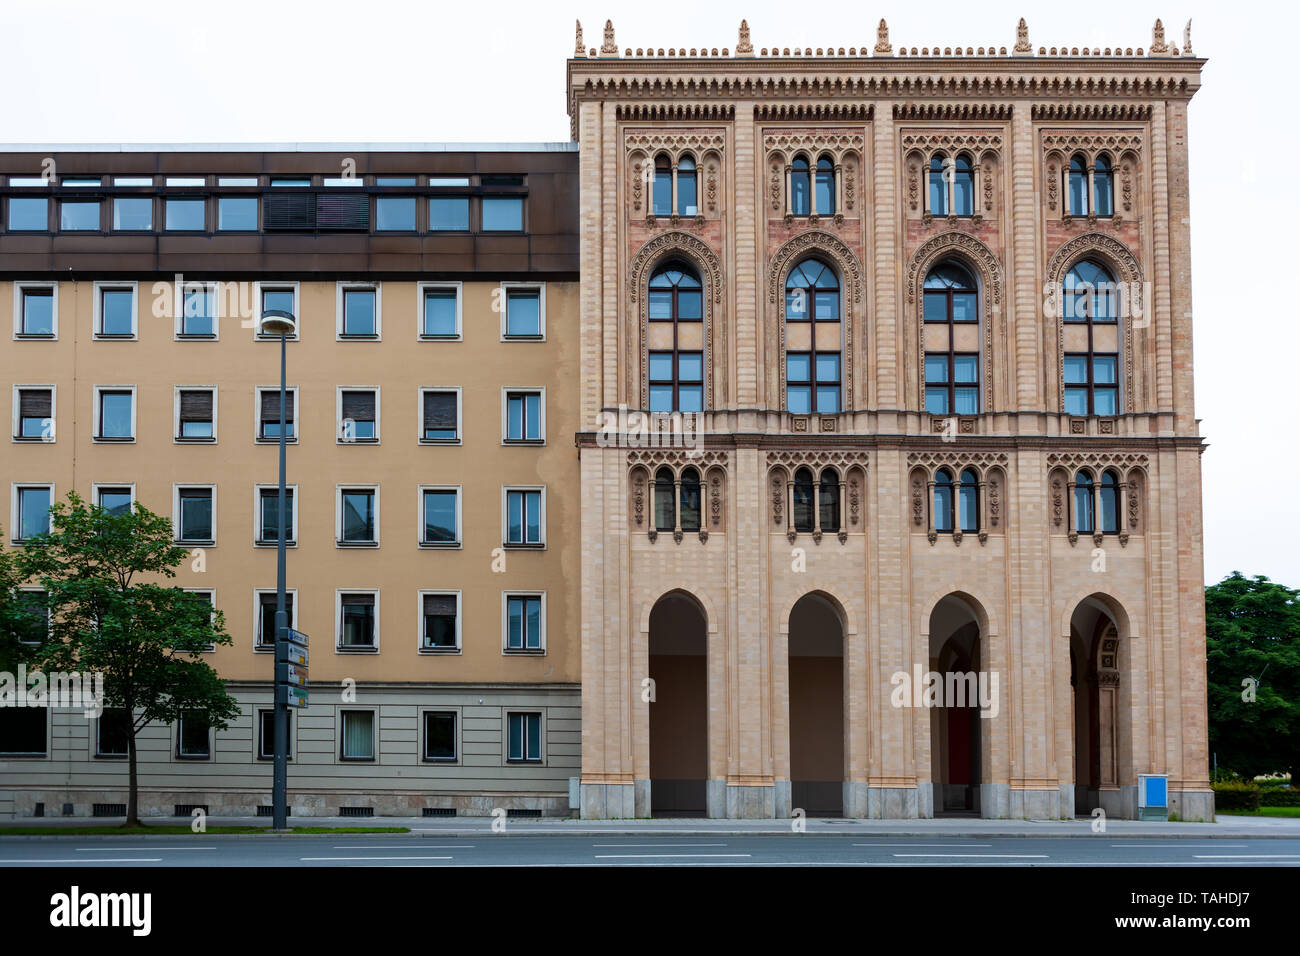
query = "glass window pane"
xmin=9 ymin=197 xmax=48 ymax=230
xmin=1093 ymin=356 xmax=1117 ymax=384
xmin=482 ymin=197 xmax=522 ymax=231
xmin=923 ymin=292 xmax=948 ymax=323
xmin=165 ymin=200 xmax=205 ymax=231
xmin=424 ymin=490 xmax=457 ymax=543
xmin=952 ymin=293 xmax=978 ymax=323
xmin=1064 ymin=388 xmax=1088 ymax=417
xmin=1063 ymin=355 xmax=1089 ymax=384
xmin=342 ymin=712 xmax=374 ymax=758
xmin=678 ymin=385 xmax=703 ymax=413
xmin=928 ymin=172 xmax=947 ymax=215
xmin=933 ymin=485 xmax=953 ymax=531
xmin=100 ymin=393 xmax=132 ymax=437
xmin=649 ymin=385 xmax=673 ymax=413
xmin=263 ymin=289 xmax=293 ymax=315
xmin=815 ymin=353 xmax=840 ymax=382
xmin=791 ymin=170 xmax=810 ymax=215
xmin=61 ymin=201 xmax=100 ymax=230
xmin=21 ymin=291 xmax=53 ymax=335
xmin=525 ymin=394 xmax=540 ymax=439
xmin=19 ymin=488 xmax=50 ymax=539
xmin=953 ymin=354 xmax=978 ymax=383
xmin=423 ymin=290 xmax=457 ymax=335
xmin=429 ymin=197 xmax=469 ymax=230
xmin=113 ymin=197 xmax=153 ymax=230
xmin=953 ymin=175 xmax=973 ymax=216
xmin=101 ymin=290 xmax=134 ymax=334
xmin=677 ymin=172 xmax=698 ymax=216
xmin=648 ymin=352 xmax=673 ymax=381
xmin=954 ymin=387 xmax=979 ymax=415
xmin=814 ymin=291 xmax=839 ymax=320
xmin=217 ymin=197 xmax=257 ymax=231
xmin=1093 ymin=388 xmax=1118 ymax=416
xmin=342 ymin=492 xmax=375 ymax=541
xmin=506 ymin=291 xmax=540 ymax=335
xmin=786 ymin=352 xmax=811 ymax=383
xmin=677 ymin=352 xmax=702 ymax=382
xmin=376 ymin=196 xmax=416 ymax=231
xmin=815 ymin=387 xmax=840 ymax=413
xmin=677 ymin=289 xmax=702 ymax=320
xmin=526 ymin=492 xmax=540 ymax=543
xmin=925 ymin=387 xmax=949 ymax=415
xmin=527 ymin=713 xmax=541 ymax=755
xmin=925 ymin=354 xmax=948 ymax=384
xmin=648 ymin=290 xmax=673 ymax=319
xmin=180 ymin=495 xmax=212 ymax=540
xmin=1075 ymin=488 xmax=1095 ymax=532
xmin=344 ymin=290 xmax=375 ymax=335
xmin=787 ymin=385 xmax=811 ymax=415
xmin=182 ymin=289 xmax=215 ymax=335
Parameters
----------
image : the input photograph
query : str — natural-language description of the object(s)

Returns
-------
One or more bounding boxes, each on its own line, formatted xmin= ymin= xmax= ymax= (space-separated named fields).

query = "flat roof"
xmin=0 ymin=142 xmax=579 ymax=153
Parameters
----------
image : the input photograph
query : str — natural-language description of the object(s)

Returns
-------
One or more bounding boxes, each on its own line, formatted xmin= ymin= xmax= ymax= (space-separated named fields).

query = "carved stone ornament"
xmin=988 ymin=474 xmax=1001 ymax=528
xmin=982 ymin=163 xmax=994 ymax=211
xmin=1047 ymin=163 xmax=1058 ymax=211
xmin=574 ymin=20 xmax=584 ymax=58
xmin=902 ymin=131 xmax=1002 ymax=159
xmin=848 ymin=472 xmax=862 ymax=527
xmin=600 ymin=19 xmax=618 ymax=56
xmin=632 ymin=470 xmax=646 ymax=527
xmin=736 ymin=19 xmax=754 ymax=55
xmin=911 ymin=477 xmax=925 ymax=527
xmin=1014 ymin=17 xmax=1032 ymax=55
xmin=907 ymin=162 xmax=919 ymax=210
xmin=1051 ymin=477 xmax=1064 ymax=528
xmin=875 ymin=18 xmax=892 ymax=55
xmin=766 ymin=450 xmax=869 ymax=470
xmin=771 ymin=476 xmax=784 ymax=526
xmin=764 ymin=131 xmax=864 ymax=158
xmin=770 ymin=163 xmax=782 ymax=212
xmin=1149 ymin=18 xmax=1168 ymax=55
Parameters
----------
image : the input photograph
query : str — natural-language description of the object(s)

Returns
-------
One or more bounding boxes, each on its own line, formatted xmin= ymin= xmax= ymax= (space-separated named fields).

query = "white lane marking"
xmin=594 ymin=853 xmax=752 ymax=859
xmin=592 ymin=843 xmax=727 ymax=848
xmin=332 ymin=845 xmax=472 ymax=849
xmin=1193 ymin=854 xmax=1300 ymax=859
xmin=0 ymin=858 xmax=163 ymax=863
xmin=1112 ymin=844 xmax=1250 ymax=848
xmin=893 ymin=853 xmax=1048 ymax=859
xmin=854 ymin=843 xmax=993 ymax=847
xmin=76 ymin=846 xmax=217 ymax=851
xmin=300 ymin=855 xmax=453 ymax=861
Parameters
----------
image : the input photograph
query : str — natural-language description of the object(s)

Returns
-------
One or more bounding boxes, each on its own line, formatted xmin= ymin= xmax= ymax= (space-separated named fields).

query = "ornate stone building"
xmin=569 ymin=18 xmax=1213 ymax=819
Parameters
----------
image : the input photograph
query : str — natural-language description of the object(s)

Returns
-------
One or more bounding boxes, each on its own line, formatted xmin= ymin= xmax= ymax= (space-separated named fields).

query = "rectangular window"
xmin=339 ymin=389 xmax=377 ymax=442
xmin=217 ymin=196 xmax=258 ymax=231
xmin=257 ymin=591 xmax=296 ymax=647
xmin=0 ymin=707 xmax=47 ymax=756
xmin=18 ymin=286 xmax=55 ymax=336
xmin=376 ymin=196 xmax=416 ymax=231
xmin=257 ymin=487 xmax=296 ymax=545
xmin=339 ymin=593 xmax=377 ymax=649
xmin=176 ymin=487 xmax=214 ymax=543
xmin=421 ymin=488 xmax=459 ymax=546
xmin=177 ymin=387 xmax=215 ymax=440
xmin=423 ymin=712 xmax=457 ymax=760
xmin=482 ymin=196 xmax=523 ymax=231
xmin=112 ymin=197 xmax=153 ymax=231
xmin=257 ymin=708 xmax=292 ymax=759
xmin=61 ymin=200 xmax=100 ymax=231
xmin=258 ymin=287 xmax=297 ymax=338
xmin=504 ymin=390 xmax=542 ymax=442
xmin=505 ymin=594 xmax=543 ymax=652
xmin=341 ymin=287 xmax=377 ymax=337
xmin=503 ymin=288 xmax=541 ymax=337
xmin=428 ymin=197 xmax=469 ymax=231
xmin=339 ymin=488 xmax=377 ymax=545
xmin=97 ymin=286 xmax=136 ymax=337
xmin=428 ymin=176 xmax=471 ymax=187
xmin=14 ymin=589 xmax=48 ymax=645
xmin=96 ymin=486 xmax=133 ymax=517
xmin=421 ymin=287 xmax=459 ymax=338
xmin=340 ymin=710 xmax=375 ymax=760
xmin=8 ymin=197 xmax=48 ymax=231
xmin=506 ymin=712 xmax=542 ymax=763
xmin=96 ymin=389 xmax=134 ymax=440
xmin=15 ymin=387 xmax=53 ymax=440
xmin=421 ymin=594 xmax=459 ymax=652
xmin=375 ymin=176 xmax=417 ymax=186
xmin=180 ymin=286 xmax=217 ymax=337
xmin=177 ymin=711 xmax=211 ymax=759
xmin=165 ymin=198 xmax=205 ymax=231
xmin=182 ymin=589 xmax=216 ymax=652
xmin=924 ymin=353 xmax=950 ymax=415
xmin=420 ymin=390 xmax=458 ymax=442
xmin=1092 ymin=356 xmax=1119 ymax=416
xmin=15 ymin=485 xmax=52 ymax=541
xmin=258 ymin=388 xmax=296 ymax=440
xmin=217 ymin=177 xmax=256 ymax=187
xmin=96 ymin=708 xmax=130 ymax=758
xmin=270 ymin=178 xmax=310 ymax=187
xmin=505 ymin=489 xmax=543 ymax=546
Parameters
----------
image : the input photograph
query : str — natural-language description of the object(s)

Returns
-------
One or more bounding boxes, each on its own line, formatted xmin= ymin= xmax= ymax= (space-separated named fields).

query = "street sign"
xmin=284 ymin=664 xmax=308 ymax=687
xmin=282 ymin=685 xmax=308 ymax=709
xmin=283 ymin=628 xmax=309 ymax=647
xmin=279 ymin=643 xmax=308 ymax=666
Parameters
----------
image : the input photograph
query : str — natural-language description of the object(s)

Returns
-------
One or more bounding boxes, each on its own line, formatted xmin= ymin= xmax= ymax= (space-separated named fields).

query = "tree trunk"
xmin=125 ymin=731 xmax=140 ymax=826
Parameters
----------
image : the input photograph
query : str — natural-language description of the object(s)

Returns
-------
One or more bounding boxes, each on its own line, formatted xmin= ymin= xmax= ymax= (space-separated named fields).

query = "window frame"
xmin=336 ymin=386 xmax=381 ymax=445
xmin=253 ymin=282 xmax=300 ymax=341
xmin=253 ymin=587 xmax=299 ymax=652
xmin=173 ymin=484 xmax=217 ymax=546
xmin=11 ymin=482 xmax=54 ymax=544
xmin=417 ymin=281 xmax=462 ymax=340
xmin=255 ymin=706 xmax=294 ymax=760
xmin=336 ymin=281 xmax=382 ymax=340
xmin=504 ymin=711 xmax=544 ymax=765
xmin=417 ymin=590 xmax=462 ymax=654
xmin=502 ymin=590 xmax=546 ymax=655
xmin=254 ymin=385 xmax=299 ymax=444
xmin=13 ymin=281 xmax=58 ymax=339
xmin=175 ymin=710 xmax=213 ymax=760
xmin=0 ymin=705 xmax=49 ymax=758
xmin=417 ymin=387 xmax=461 ymax=445
xmin=173 ymin=385 xmax=217 ymax=444
xmin=173 ymin=280 xmax=221 ymax=341
xmin=181 ymin=587 xmax=217 ymax=652
xmin=417 ymin=484 xmax=462 ymax=550
xmin=502 ymin=485 xmax=546 ymax=549
xmin=499 ymin=281 xmax=546 ymax=341
xmin=421 ymin=709 xmax=460 ymax=763
xmin=94 ymin=707 xmax=131 ymax=760
xmin=336 ymin=484 xmax=380 ymax=548
xmin=14 ymin=585 xmax=51 ymax=645
xmin=216 ymin=195 xmax=259 ymax=232
xmin=922 ymin=261 xmax=982 ymax=416
xmin=501 ymin=387 xmax=545 ymax=444
xmin=336 ymin=589 xmax=380 ymax=653
xmin=92 ymin=385 xmax=137 ymax=443
xmin=253 ymin=483 xmax=298 ymax=548
xmin=1062 ymin=259 xmax=1121 ymax=417
xmin=12 ymin=384 xmax=56 ymax=442
xmin=164 ymin=196 xmax=207 ymax=232
xmin=92 ymin=281 xmax=139 ymax=340
xmin=92 ymin=483 xmax=137 ymax=518
xmin=339 ymin=708 xmax=378 ymax=761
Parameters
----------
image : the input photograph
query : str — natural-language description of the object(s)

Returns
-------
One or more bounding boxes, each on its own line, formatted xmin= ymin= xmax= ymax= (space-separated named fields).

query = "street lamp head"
xmin=259 ymin=309 xmax=297 ymax=337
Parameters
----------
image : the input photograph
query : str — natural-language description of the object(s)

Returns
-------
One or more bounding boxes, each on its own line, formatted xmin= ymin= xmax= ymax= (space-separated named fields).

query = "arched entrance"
xmin=1069 ymin=595 xmax=1128 ymax=817
xmin=648 ymin=592 xmax=708 ymax=817
xmin=929 ymin=594 xmax=984 ymax=815
xmin=788 ymin=593 xmax=845 ymax=816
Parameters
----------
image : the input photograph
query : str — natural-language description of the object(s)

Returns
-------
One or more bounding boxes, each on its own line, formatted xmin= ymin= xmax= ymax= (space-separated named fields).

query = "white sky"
xmin=2 ymin=0 xmax=1292 ymax=586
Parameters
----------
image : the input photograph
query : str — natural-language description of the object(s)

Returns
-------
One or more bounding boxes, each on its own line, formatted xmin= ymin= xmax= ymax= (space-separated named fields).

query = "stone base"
xmin=724 ymin=784 xmax=774 ymax=819
xmin=864 ymin=786 xmax=920 ymax=819
xmin=1098 ymin=785 xmax=1138 ymax=820
xmin=774 ymin=780 xmax=793 ymax=819
xmin=1058 ymin=784 xmax=1076 ymax=819
xmin=580 ymin=782 xmax=635 ymax=819
xmin=633 ymin=778 xmax=651 ymax=818
xmin=1171 ymin=789 xmax=1215 ymax=823
xmin=706 ymin=779 xmax=727 ymax=818
xmin=1005 ymin=787 xmax=1067 ymax=820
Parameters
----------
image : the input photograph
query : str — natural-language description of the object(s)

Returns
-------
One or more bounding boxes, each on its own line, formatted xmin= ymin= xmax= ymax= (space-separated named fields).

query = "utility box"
xmin=1138 ymin=774 xmax=1169 ymax=821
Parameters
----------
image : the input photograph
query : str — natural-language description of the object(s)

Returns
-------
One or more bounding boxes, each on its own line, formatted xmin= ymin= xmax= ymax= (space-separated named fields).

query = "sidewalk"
xmin=2 ymin=813 xmax=1296 ymax=838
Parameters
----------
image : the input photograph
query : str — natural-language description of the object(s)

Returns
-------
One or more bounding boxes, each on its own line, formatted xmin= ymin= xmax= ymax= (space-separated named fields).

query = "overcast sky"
xmin=2 ymin=0 xmax=1291 ymax=586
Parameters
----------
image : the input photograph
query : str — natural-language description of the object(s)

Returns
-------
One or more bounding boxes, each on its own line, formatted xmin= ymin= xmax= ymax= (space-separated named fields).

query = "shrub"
xmin=1213 ymin=780 xmax=1262 ymax=812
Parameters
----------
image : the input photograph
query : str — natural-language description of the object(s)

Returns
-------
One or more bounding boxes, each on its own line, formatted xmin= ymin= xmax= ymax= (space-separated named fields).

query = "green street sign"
xmin=284 ymin=685 xmax=308 ymax=709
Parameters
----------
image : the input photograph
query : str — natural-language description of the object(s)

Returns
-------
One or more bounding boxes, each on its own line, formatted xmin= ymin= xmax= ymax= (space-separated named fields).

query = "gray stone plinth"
xmin=580 ymin=783 xmax=635 ymax=819
xmin=725 ymin=785 xmax=775 ymax=819
xmin=865 ymin=786 xmax=920 ymax=819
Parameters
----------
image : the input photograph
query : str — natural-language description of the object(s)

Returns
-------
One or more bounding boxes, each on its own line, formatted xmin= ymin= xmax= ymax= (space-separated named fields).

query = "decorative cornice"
xmin=1046 ymin=451 xmax=1148 ymax=471
xmin=901 ymin=131 xmax=1003 ymax=157
xmin=616 ymin=104 xmax=734 ymax=122
xmin=894 ymin=104 xmax=1011 ymax=121
xmin=627 ymin=449 xmax=729 ymax=468
xmin=907 ymin=451 xmax=1009 ymax=467
xmin=1033 ymin=104 xmax=1152 ymax=121
xmin=1040 ymin=129 xmax=1143 ymax=157
xmin=763 ymin=130 xmax=864 ymax=156
xmin=755 ymin=104 xmax=873 ymax=122
xmin=766 ymin=450 xmax=869 ymax=469
xmin=625 ymin=129 xmax=726 ymax=157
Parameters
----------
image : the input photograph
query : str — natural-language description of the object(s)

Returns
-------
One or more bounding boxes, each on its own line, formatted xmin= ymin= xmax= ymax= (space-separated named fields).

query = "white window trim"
xmin=92 ymin=280 xmax=139 ymax=339
xmin=13 ymin=281 xmax=58 ymax=339
xmin=255 ymin=706 xmax=295 ymax=760
xmin=418 ymin=386 xmax=461 ymax=446
xmin=336 ymin=386 xmax=381 ymax=445
xmin=92 ymin=482 xmax=137 ymax=515
xmin=173 ymin=385 xmax=218 ymax=444
xmin=336 ymin=484 xmax=380 ymax=548
xmin=173 ymin=483 xmax=217 ymax=546
xmin=416 ymin=280 xmax=463 ymax=340
xmin=503 ymin=710 xmax=546 ymax=765
xmin=417 ymin=589 xmax=462 ymax=654
xmin=15 ymin=585 xmax=51 ymax=645
xmin=175 ymin=711 xmax=213 ymax=759
xmin=418 ymin=484 xmax=461 ymax=549
xmin=501 ymin=485 xmax=547 ymax=549
xmin=253 ymin=483 xmax=298 ymax=548
xmin=420 ymin=707 xmax=462 ymax=763
xmin=172 ymin=279 xmax=222 ymax=341
xmin=499 ymin=281 xmax=546 ymax=341
xmin=181 ymin=587 xmax=217 ymax=652
xmin=335 ymin=589 xmax=380 ymax=654
xmin=253 ymin=587 xmax=298 ymax=652
xmin=501 ymin=590 xmax=547 ymax=655
xmin=11 ymin=384 xmax=56 ymax=443
xmin=252 ymin=281 xmax=300 ymax=340
xmin=337 ymin=706 xmax=379 ymax=761
xmin=500 ymin=386 xmax=546 ymax=445
xmin=336 ymin=281 xmax=382 ymax=340
xmin=92 ymin=385 xmax=137 ymax=443
xmin=10 ymin=482 xmax=54 ymax=544
xmin=254 ymin=385 xmax=299 ymax=444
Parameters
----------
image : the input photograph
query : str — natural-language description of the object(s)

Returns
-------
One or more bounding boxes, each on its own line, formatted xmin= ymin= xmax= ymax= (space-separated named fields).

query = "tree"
xmin=1205 ymin=572 xmax=1300 ymax=784
xmin=0 ymin=531 xmax=45 ymax=673
xmin=17 ymin=493 xmax=240 ymax=826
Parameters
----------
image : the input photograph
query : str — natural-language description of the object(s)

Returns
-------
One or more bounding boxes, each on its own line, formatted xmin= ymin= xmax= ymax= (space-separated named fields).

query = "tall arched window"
xmin=791 ymin=156 xmax=811 ymax=216
xmin=959 ymin=467 xmax=979 ymax=533
xmin=652 ymin=153 xmax=672 ymax=217
xmin=1094 ymin=155 xmax=1114 ymax=218
xmin=785 ymin=258 xmax=842 ymax=414
xmin=928 ymin=153 xmax=948 ymax=215
xmin=815 ymin=155 xmax=835 ymax=215
xmin=953 ymin=154 xmax=974 ymax=216
xmin=1074 ymin=471 xmax=1095 ymax=534
xmin=923 ymin=261 xmax=979 ymax=415
xmin=648 ymin=262 xmax=704 ymax=413
xmin=1068 ymin=154 xmax=1089 ymax=216
xmin=933 ymin=469 xmax=955 ymax=533
xmin=677 ymin=155 xmax=698 ymax=217
xmin=654 ymin=467 xmax=676 ymax=532
xmin=1063 ymin=259 xmax=1119 ymax=416
xmin=819 ymin=469 xmax=840 ymax=532
xmin=793 ymin=467 xmax=815 ymax=533
xmin=1100 ymin=469 xmax=1120 ymax=534
xmin=680 ymin=467 xmax=701 ymax=531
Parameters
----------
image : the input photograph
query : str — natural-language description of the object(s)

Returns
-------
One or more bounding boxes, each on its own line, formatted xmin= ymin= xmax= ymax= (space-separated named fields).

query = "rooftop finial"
xmin=1013 ymin=17 xmax=1031 ymax=55
xmin=1183 ymin=18 xmax=1193 ymax=56
xmin=600 ymin=19 xmax=618 ymax=56
xmin=574 ymin=20 xmax=584 ymax=58
xmin=875 ymin=19 xmax=892 ymax=55
xmin=736 ymin=19 xmax=754 ymax=55
xmin=1150 ymin=18 xmax=1169 ymax=55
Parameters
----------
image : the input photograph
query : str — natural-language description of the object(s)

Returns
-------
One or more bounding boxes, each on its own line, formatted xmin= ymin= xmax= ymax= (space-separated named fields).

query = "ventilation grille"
xmin=422 ymin=807 xmax=457 ymax=818
xmin=174 ymin=804 xmax=208 ymax=817
xmin=256 ymin=805 xmax=275 ymax=817
xmin=339 ymin=806 xmax=374 ymax=818
xmin=92 ymin=803 xmax=126 ymax=817
xmin=507 ymin=808 xmax=542 ymax=818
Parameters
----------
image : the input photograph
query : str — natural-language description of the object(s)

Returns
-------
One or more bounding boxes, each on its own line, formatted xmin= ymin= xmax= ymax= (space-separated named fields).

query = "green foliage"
xmin=1205 ymin=572 xmax=1300 ymax=781
xmin=1211 ymin=779 xmax=1262 ymax=812
xmin=1261 ymin=788 xmax=1300 ymax=807
xmin=0 ymin=532 xmax=45 ymax=672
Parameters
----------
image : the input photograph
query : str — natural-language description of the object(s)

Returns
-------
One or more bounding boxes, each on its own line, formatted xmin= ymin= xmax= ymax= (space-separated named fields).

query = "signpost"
xmin=277 ymin=627 xmax=309 ymax=709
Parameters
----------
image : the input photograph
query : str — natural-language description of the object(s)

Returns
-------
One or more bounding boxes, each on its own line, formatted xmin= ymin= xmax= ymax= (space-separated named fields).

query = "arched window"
xmin=1094 ymin=155 xmax=1114 ymax=218
xmin=928 ymin=153 xmax=949 ymax=215
xmin=785 ymin=258 xmax=842 ymax=415
xmin=790 ymin=156 xmax=811 ymax=216
xmin=793 ymin=467 xmax=815 ymax=533
xmin=1074 ymin=471 xmax=1095 ymax=534
xmin=680 ymin=467 xmax=701 ymax=532
xmin=959 ymin=468 xmax=979 ymax=534
xmin=677 ymin=155 xmax=698 ymax=217
xmin=953 ymin=154 xmax=974 ymax=216
xmin=1100 ymin=469 xmax=1120 ymax=534
xmin=1068 ymin=154 xmax=1089 ymax=216
xmin=1063 ymin=260 xmax=1119 ymax=417
xmin=819 ymin=469 xmax=840 ymax=532
xmin=923 ymin=261 xmax=979 ymax=415
xmin=647 ymin=262 xmax=704 ymax=413
xmin=933 ymin=469 xmax=955 ymax=533
xmin=815 ymin=155 xmax=835 ymax=215
xmin=652 ymin=154 xmax=672 ymax=217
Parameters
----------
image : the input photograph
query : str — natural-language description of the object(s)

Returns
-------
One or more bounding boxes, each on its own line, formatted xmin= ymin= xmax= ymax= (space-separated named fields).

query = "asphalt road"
xmin=2 ymin=834 xmax=1299 ymax=866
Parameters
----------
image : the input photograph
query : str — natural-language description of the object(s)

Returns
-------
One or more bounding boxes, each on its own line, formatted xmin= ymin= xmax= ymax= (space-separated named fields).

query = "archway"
xmin=788 ymin=593 xmax=845 ymax=816
xmin=648 ymin=592 xmax=708 ymax=817
xmin=928 ymin=594 xmax=984 ymax=815
xmin=1069 ymin=595 xmax=1127 ymax=817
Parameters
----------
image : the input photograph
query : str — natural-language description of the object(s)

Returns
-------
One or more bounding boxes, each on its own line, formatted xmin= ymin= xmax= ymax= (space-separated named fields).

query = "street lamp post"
xmin=260 ymin=308 xmax=297 ymax=831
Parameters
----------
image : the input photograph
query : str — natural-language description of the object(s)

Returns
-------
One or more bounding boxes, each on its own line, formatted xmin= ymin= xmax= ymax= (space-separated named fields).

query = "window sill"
xmin=175 ymin=753 xmax=212 ymax=761
xmin=338 ymin=334 xmax=381 ymax=341
xmin=419 ymin=646 xmax=461 ymax=655
xmin=502 ymin=542 xmax=545 ymax=550
xmin=256 ymin=756 xmax=295 ymax=762
xmin=418 ymin=334 xmax=462 ymax=342
xmin=256 ymin=334 xmax=299 ymax=342
xmin=501 ymin=334 xmax=545 ymax=342
xmin=503 ymin=438 xmax=545 ymax=446
xmin=418 ymin=541 xmax=462 ymax=550
xmin=336 ymin=645 xmax=379 ymax=653
xmin=336 ymin=540 xmax=379 ymax=548
xmin=12 ymin=436 xmax=54 ymax=443
xmin=0 ymin=753 xmax=49 ymax=759
xmin=13 ymin=333 xmax=56 ymax=341
xmin=93 ymin=436 xmax=135 ymax=443
xmin=256 ymin=437 xmax=298 ymax=445
xmin=337 ymin=438 xmax=379 ymax=445
xmin=418 ymin=438 xmax=462 ymax=446
xmin=505 ymin=759 xmax=543 ymax=765
xmin=93 ymin=754 xmax=128 ymax=760
xmin=176 ymin=539 xmax=215 ymax=547
xmin=503 ymin=648 xmax=546 ymax=656
xmin=254 ymin=540 xmax=297 ymax=548
xmin=422 ymin=757 xmax=459 ymax=764
xmin=340 ymin=756 xmax=376 ymax=762
xmin=93 ymin=333 xmax=137 ymax=341
xmin=176 ymin=334 xmax=218 ymax=341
